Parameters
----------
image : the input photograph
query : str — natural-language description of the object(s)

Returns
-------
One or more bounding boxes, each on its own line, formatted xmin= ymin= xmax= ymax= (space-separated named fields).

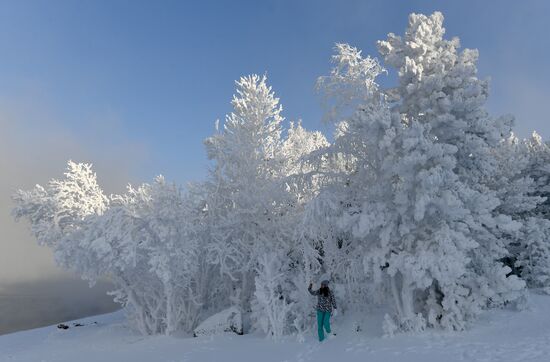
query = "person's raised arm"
xmin=308 ymin=283 xmax=319 ymax=295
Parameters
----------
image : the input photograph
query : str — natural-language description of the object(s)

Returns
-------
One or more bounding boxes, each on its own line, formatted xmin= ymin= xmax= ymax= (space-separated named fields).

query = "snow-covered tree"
xmin=488 ymin=135 xmax=545 ymax=280
xmin=308 ymin=12 xmax=537 ymax=333
xmin=526 ymin=132 xmax=550 ymax=218
xmin=203 ymin=75 xmax=332 ymax=337
xmin=377 ymin=11 xmax=525 ymax=309
xmin=314 ymin=69 xmax=485 ymax=332
xmin=13 ymin=162 xmax=211 ymax=335
xmin=316 ymin=43 xmax=385 ymax=123
xmin=280 ymin=121 xmax=330 ymax=213
xmin=281 ymin=121 xmax=329 ymax=177
xmin=503 ymin=132 xmax=550 ymax=291
xmin=516 ymin=217 xmax=550 ymax=292
xmin=12 ymin=161 xmax=108 ymax=266
xmin=102 ymin=177 xmax=204 ymax=334
xmin=202 ymin=74 xmax=297 ymax=332
xmin=252 ymin=252 xmax=295 ymax=339
xmin=492 ymin=135 xmax=541 ymax=222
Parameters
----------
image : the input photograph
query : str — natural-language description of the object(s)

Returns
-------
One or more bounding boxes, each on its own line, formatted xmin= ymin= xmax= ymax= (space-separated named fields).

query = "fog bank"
xmin=0 ymin=99 xmax=145 ymax=334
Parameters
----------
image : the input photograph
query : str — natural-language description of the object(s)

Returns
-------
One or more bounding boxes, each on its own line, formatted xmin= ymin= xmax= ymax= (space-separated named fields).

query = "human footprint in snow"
xmin=308 ymin=280 xmax=337 ymax=342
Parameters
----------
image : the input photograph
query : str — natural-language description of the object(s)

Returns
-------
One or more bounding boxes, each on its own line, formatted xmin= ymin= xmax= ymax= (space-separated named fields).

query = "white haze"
xmin=0 ymin=98 xmax=147 ymax=334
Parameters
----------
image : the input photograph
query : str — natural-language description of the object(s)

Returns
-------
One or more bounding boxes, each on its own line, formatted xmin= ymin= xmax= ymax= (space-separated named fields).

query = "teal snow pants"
xmin=316 ymin=310 xmax=331 ymax=341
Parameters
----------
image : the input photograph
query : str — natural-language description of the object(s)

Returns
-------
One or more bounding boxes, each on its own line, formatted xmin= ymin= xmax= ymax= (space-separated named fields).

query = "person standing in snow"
xmin=308 ymin=280 xmax=337 ymax=342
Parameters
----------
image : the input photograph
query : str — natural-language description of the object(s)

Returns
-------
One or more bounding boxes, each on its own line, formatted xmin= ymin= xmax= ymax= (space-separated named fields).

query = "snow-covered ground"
xmin=2 ymin=293 xmax=550 ymax=362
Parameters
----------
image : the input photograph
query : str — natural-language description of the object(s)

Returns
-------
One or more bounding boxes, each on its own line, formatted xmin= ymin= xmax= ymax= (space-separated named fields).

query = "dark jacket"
xmin=308 ymin=285 xmax=337 ymax=312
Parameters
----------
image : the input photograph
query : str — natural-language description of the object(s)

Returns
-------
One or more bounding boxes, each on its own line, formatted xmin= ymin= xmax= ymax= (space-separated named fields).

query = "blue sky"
xmin=1 ymin=0 xmax=549 ymax=185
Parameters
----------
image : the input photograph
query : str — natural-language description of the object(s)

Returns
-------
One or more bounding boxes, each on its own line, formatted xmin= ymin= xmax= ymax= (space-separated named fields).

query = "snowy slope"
xmin=2 ymin=293 xmax=550 ymax=362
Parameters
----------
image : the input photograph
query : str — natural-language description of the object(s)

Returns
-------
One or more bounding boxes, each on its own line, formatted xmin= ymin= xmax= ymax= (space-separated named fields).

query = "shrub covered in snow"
xmin=193 ymin=307 xmax=243 ymax=337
